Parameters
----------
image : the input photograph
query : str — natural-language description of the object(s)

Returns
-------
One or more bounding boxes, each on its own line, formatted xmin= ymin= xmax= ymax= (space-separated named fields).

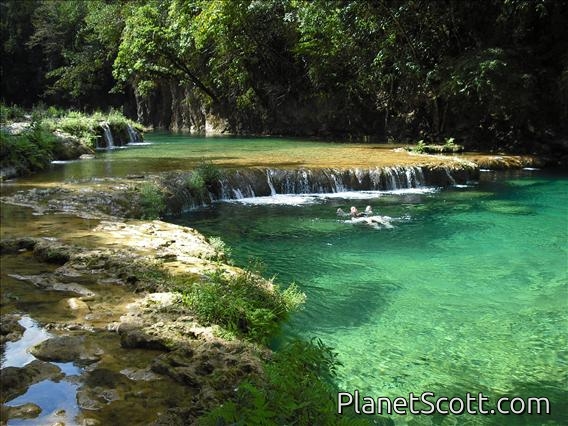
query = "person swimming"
xmin=350 ymin=206 xmax=362 ymax=217
xmin=338 ymin=206 xmax=375 ymax=218
xmin=350 ymin=205 xmax=374 ymax=217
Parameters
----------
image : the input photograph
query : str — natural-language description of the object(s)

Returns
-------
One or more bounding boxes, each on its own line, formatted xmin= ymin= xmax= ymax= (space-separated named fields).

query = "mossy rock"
xmin=33 ymin=241 xmax=71 ymax=264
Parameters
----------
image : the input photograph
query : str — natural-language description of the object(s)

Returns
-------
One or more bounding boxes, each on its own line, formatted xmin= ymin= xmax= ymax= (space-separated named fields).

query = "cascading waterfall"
xmin=212 ymin=165 xmax=471 ymax=202
xmin=100 ymin=123 xmax=114 ymax=149
xmin=266 ymin=170 xmax=277 ymax=196
xmin=166 ymin=164 xmax=477 ymax=213
xmin=443 ymin=167 xmax=457 ymax=185
xmin=126 ymin=124 xmax=141 ymax=143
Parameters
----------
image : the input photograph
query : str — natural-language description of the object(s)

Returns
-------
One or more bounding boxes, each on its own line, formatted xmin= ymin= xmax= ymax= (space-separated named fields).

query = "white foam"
xmin=222 ymin=187 xmax=438 ymax=206
xmin=126 ymin=142 xmax=153 ymax=146
xmin=226 ymin=194 xmax=319 ymax=206
xmin=51 ymin=160 xmax=77 ymax=164
xmin=314 ymin=187 xmax=438 ymax=199
xmin=343 ymin=215 xmax=395 ymax=229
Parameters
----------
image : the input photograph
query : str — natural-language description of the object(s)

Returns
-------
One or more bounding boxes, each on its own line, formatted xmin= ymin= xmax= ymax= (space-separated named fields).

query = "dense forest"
xmin=1 ymin=0 xmax=567 ymax=153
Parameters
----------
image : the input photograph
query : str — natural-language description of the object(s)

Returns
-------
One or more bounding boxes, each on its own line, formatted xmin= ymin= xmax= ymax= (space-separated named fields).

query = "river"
xmin=1 ymin=133 xmax=567 ymax=425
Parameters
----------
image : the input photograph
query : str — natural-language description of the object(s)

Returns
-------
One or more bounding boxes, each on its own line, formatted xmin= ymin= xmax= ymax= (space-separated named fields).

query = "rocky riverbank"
xmin=0 ymin=218 xmax=277 ymax=425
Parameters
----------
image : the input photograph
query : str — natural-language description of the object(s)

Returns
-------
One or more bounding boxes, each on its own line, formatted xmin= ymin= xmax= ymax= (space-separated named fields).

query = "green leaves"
xmin=177 ymin=265 xmax=305 ymax=344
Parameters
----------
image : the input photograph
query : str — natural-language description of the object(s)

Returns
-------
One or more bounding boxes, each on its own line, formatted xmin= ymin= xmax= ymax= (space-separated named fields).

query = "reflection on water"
xmin=5 ymin=380 xmax=81 ymax=426
xmin=175 ymin=170 xmax=568 ymax=424
xmin=1 ymin=316 xmax=51 ymax=368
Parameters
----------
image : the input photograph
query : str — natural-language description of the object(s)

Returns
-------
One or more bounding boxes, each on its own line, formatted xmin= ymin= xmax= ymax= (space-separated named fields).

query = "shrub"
xmin=0 ymin=123 xmax=57 ymax=174
xmin=139 ymin=182 xmax=166 ymax=219
xmin=202 ymin=339 xmax=369 ymax=425
xmin=185 ymin=161 xmax=223 ymax=201
xmin=185 ymin=172 xmax=207 ymax=198
xmin=195 ymin=160 xmax=223 ymax=186
xmin=177 ymin=265 xmax=305 ymax=344
xmin=414 ymin=139 xmax=427 ymax=153
xmin=208 ymin=236 xmax=232 ymax=262
xmin=0 ymin=104 xmax=27 ymax=123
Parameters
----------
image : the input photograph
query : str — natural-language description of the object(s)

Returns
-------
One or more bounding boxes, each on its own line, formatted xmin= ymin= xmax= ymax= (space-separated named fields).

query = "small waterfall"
xmin=126 ymin=124 xmax=141 ymax=143
xmin=164 ymin=164 xmax=477 ymax=213
xmin=100 ymin=123 xmax=114 ymax=149
xmin=266 ymin=170 xmax=277 ymax=195
xmin=210 ymin=165 xmax=464 ymax=202
xmin=443 ymin=167 xmax=457 ymax=185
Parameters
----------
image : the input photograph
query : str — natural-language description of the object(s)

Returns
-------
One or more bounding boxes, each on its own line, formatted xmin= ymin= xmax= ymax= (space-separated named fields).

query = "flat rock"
xmin=30 ymin=335 xmax=103 ymax=366
xmin=1 ymin=402 xmax=42 ymax=420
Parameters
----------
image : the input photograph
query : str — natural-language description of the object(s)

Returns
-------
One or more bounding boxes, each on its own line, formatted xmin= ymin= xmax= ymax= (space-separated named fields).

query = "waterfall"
xmin=209 ymin=165 xmax=470 ymax=201
xmin=443 ymin=167 xmax=457 ymax=185
xmin=126 ymin=124 xmax=141 ymax=143
xmin=100 ymin=123 xmax=114 ymax=149
xmin=165 ymin=164 xmax=477 ymax=213
xmin=266 ymin=170 xmax=277 ymax=195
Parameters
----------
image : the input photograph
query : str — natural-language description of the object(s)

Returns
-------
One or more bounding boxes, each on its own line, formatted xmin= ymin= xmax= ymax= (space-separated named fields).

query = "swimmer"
xmin=364 ymin=205 xmax=373 ymax=216
xmin=350 ymin=206 xmax=363 ymax=217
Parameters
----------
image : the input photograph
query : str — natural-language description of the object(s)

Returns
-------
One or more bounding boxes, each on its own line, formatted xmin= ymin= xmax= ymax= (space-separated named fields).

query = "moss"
xmin=0 ymin=237 xmax=38 ymax=254
xmin=32 ymin=243 xmax=71 ymax=265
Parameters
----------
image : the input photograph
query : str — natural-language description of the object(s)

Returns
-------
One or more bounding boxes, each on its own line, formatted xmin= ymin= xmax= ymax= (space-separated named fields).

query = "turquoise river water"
xmin=171 ymin=169 xmax=568 ymax=425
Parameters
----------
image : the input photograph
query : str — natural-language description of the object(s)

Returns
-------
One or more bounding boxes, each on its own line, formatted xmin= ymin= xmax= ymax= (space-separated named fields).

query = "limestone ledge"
xmin=1 ymin=218 xmax=267 ymax=424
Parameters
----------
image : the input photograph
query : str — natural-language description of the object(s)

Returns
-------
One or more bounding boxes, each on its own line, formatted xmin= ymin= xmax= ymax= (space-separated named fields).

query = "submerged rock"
xmin=30 ymin=335 xmax=103 ymax=366
xmin=8 ymin=273 xmax=96 ymax=297
xmin=119 ymin=326 xmax=171 ymax=351
xmin=0 ymin=237 xmax=38 ymax=254
xmin=33 ymin=240 xmax=72 ymax=264
xmin=0 ymin=402 xmax=42 ymax=421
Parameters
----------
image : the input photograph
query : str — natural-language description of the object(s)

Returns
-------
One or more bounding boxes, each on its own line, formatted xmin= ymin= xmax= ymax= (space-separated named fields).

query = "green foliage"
xmin=207 ymin=236 xmax=232 ymax=262
xmin=185 ymin=172 xmax=206 ymax=197
xmin=443 ymin=137 xmax=462 ymax=153
xmin=413 ymin=140 xmax=427 ymax=154
xmin=0 ymin=123 xmax=57 ymax=175
xmin=2 ymin=0 xmax=568 ymax=150
xmin=195 ymin=160 xmax=222 ymax=185
xmin=185 ymin=160 xmax=223 ymax=199
xmin=138 ymin=182 xmax=166 ymax=220
xmin=202 ymin=339 xmax=368 ymax=425
xmin=40 ymin=109 xmax=142 ymax=148
xmin=177 ymin=265 xmax=305 ymax=344
xmin=0 ymin=104 xmax=27 ymax=123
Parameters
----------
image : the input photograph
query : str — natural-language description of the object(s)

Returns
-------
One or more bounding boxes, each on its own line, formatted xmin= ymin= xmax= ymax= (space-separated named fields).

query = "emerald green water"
xmin=16 ymin=132 xmax=408 ymax=184
xmin=172 ymin=170 xmax=568 ymax=424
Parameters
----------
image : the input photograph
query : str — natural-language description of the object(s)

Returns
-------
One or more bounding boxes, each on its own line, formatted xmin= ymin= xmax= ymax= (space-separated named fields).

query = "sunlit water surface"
xmin=171 ymin=170 xmax=568 ymax=424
